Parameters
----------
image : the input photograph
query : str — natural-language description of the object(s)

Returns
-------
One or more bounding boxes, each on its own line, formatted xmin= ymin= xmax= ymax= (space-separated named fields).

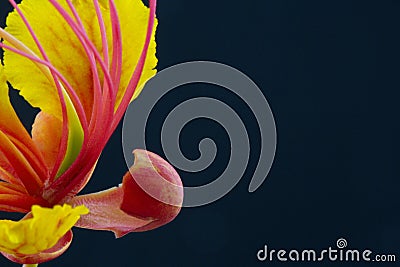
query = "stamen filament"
xmin=7 ymin=0 xmax=70 ymax=182
xmin=0 ymin=131 xmax=43 ymax=194
xmin=0 ymin=42 xmax=88 ymax=134
xmin=61 ymin=1 xmax=114 ymax=174
xmin=64 ymin=0 xmax=103 ymax=130
xmin=50 ymin=0 xmax=115 ymax=153
xmin=46 ymin=0 xmax=158 ymax=204
xmin=93 ymin=0 xmax=110 ymax=69
xmin=111 ymin=0 xmax=157 ymax=131
xmin=109 ymin=0 xmax=123 ymax=101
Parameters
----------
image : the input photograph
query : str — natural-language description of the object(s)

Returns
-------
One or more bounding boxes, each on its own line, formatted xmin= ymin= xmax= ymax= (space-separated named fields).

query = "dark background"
xmin=1 ymin=0 xmax=400 ymax=266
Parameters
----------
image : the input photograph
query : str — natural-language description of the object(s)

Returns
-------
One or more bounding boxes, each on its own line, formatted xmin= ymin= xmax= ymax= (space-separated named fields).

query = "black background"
xmin=1 ymin=0 xmax=400 ymax=266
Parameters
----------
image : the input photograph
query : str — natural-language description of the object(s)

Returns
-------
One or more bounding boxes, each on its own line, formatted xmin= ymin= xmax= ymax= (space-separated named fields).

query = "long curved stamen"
xmin=7 ymin=136 xmax=48 ymax=179
xmin=0 ymin=182 xmax=26 ymax=195
xmin=0 ymin=166 xmax=23 ymax=187
xmin=7 ymin=0 xmax=70 ymax=181
xmin=0 ymin=194 xmax=48 ymax=213
xmin=0 ymin=37 xmax=89 ymax=181
xmin=0 ymin=42 xmax=88 ymax=134
xmin=92 ymin=0 xmax=117 ymax=129
xmin=48 ymin=0 xmax=116 ymax=156
xmin=45 ymin=3 xmax=115 ymax=151
xmin=0 ymin=131 xmax=43 ymax=194
xmin=109 ymin=0 xmax=123 ymax=100
xmin=57 ymin=1 xmax=115 ymax=181
xmin=111 ymin=0 xmax=157 ymax=131
xmin=94 ymin=0 xmax=117 ymax=131
xmin=93 ymin=0 xmax=110 ymax=69
xmin=64 ymin=0 xmax=104 ymax=132
xmin=47 ymin=0 xmax=158 ymax=204
xmin=48 ymin=0 xmax=124 ymax=180
xmin=49 ymin=0 xmax=115 ymax=114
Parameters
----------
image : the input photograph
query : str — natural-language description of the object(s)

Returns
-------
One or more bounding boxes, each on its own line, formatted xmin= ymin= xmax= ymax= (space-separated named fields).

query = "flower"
xmin=0 ymin=0 xmax=183 ymax=265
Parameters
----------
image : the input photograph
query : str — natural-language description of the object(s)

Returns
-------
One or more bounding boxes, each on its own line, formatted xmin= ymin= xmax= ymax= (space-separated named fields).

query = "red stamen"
xmin=61 ymin=0 xmax=113 ymax=175
xmin=0 ymin=131 xmax=42 ymax=195
xmin=0 ymin=193 xmax=49 ymax=213
xmin=0 ymin=42 xmax=89 ymax=135
xmin=109 ymin=0 xmax=123 ymax=100
xmin=65 ymin=0 xmax=103 ymax=130
xmin=47 ymin=0 xmax=158 ymax=204
xmin=7 ymin=0 xmax=70 ymax=182
xmin=49 ymin=0 xmax=115 ymax=161
xmin=94 ymin=0 xmax=110 ymax=69
xmin=111 ymin=0 xmax=157 ymax=132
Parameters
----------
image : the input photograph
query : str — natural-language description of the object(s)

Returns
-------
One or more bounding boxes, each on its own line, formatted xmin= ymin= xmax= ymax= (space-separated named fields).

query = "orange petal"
xmin=32 ymin=112 xmax=62 ymax=172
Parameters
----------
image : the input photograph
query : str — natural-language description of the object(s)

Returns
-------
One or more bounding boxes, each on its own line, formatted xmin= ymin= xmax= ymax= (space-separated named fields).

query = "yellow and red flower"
xmin=0 ymin=0 xmax=183 ymax=265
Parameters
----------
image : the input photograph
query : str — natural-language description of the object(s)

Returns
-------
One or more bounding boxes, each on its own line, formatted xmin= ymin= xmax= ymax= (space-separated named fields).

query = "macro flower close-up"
xmin=0 ymin=0 xmax=183 ymax=266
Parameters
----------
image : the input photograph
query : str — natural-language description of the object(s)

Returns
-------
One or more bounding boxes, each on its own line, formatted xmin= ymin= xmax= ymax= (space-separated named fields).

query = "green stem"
xmin=22 ymin=264 xmax=38 ymax=267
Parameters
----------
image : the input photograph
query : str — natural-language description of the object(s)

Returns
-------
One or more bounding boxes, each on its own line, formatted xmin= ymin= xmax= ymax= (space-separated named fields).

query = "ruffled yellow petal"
xmin=0 ymin=204 xmax=88 ymax=255
xmin=4 ymin=0 xmax=93 ymax=118
xmin=4 ymin=0 xmax=157 ymax=118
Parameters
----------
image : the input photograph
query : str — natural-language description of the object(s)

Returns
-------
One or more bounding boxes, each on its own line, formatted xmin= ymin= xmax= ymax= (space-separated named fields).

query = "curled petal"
xmin=1 ymin=230 xmax=73 ymax=264
xmin=0 ymin=204 xmax=87 ymax=263
xmin=70 ymin=187 xmax=153 ymax=238
xmin=121 ymin=149 xmax=183 ymax=231
xmin=71 ymin=149 xmax=183 ymax=237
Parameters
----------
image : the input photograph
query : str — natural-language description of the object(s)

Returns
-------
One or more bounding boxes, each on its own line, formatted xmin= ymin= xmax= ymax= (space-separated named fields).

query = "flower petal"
xmin=4 ymin=0 xmax=157 ymax=119
xmin=111 ymin=0 xmax=158 ymax=106
xmin=1 ymin=230 xmax=73 ymax=264
xmin=70 ymin=149 xmax=183 ymax=237
xmin=31 ymin=112 xmax=62 ymax=172
xmin=70 ymin=187 xmax=153 ymax=238
xmin=0 ymin=204 xmax=87 ymax=256
xmin=4 ymin=0 xmax=92 ymax=118
xmin=121 ymin=150 xmax=183 ymax=231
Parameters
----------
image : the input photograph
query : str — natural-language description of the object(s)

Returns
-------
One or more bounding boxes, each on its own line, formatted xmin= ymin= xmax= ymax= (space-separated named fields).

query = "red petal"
xmin=70 ymin=149 xmax=183 ymax=237
xmin=1 ymin=230 xmax=73 ymax=264
xmin=70 ymin=187 xmax=152 ymax=238
xmin=120 ymin=149 xmax=183 ymax=231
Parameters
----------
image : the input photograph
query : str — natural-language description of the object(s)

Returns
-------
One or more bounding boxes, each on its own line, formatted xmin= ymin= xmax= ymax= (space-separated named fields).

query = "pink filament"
xmin=48 ymin=0 xmax=158 ymax=204
xmin=111 ymin=0 xmax=157 ymax=132
xmin=109 ymin=0 xmax=123 ymax=99
xmin=2 ymin=0 xmax=158 ymax=203
xmin=7 ymin=0 xmax=70 ymax=183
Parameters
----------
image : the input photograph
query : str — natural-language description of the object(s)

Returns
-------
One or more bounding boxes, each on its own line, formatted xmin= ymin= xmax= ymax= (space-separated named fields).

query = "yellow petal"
xmin=4 ymin=0 xmax=93 ymax=118
xmin=0 ymin=204 xmax=88 ymax=255
xmin=4 ymin=0 xmax=157 ymax=118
